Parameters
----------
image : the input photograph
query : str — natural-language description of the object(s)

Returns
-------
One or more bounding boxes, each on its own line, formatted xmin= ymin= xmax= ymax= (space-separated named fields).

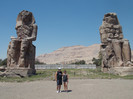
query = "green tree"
xmin=72 ymin=60 xmax=86 ymax=65
xmin=0 ymin=59 xmax=2 ymax=66
xmin=0 ymin=58 xmax=7 ymax=66
xmin=92 ymin=51 xmax=102 ymax=66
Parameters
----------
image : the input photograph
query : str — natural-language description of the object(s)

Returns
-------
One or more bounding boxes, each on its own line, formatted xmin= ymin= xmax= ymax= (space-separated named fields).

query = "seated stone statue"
xmin=99 ymin=13 xmax=133 ymax=68
xmin=7 ymin=10 xmax=37 ymax=69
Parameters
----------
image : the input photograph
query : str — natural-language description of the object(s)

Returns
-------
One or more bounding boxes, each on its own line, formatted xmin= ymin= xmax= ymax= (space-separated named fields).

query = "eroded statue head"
xmin=16 ymin=10 xmax=35 ymax=28
xmin=103 ymin=13 xmax=119 ymax=25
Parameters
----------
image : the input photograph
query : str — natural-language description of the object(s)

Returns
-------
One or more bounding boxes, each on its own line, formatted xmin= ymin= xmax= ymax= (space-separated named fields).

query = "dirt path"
xmin=0 ymin=79 xmax=133 ymax=99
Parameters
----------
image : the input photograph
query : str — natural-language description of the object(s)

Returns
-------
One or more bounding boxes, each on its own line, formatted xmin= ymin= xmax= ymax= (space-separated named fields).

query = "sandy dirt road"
xmin=0 ymin=79 xmax=133 ymax=99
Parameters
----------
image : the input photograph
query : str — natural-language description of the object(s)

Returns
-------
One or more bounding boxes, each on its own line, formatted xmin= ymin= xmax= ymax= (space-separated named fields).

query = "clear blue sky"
xmin=0 ymin=0 xmax=133 ymax=59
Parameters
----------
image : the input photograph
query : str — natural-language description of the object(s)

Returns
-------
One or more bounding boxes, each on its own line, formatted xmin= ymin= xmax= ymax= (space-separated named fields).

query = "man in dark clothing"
xmin=55 ymin=67 xmax=62 ymax=93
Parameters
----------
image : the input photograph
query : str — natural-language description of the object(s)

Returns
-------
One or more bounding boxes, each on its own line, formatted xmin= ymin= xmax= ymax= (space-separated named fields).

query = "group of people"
xmin=55 ymin=67 xmax=69 ymax=93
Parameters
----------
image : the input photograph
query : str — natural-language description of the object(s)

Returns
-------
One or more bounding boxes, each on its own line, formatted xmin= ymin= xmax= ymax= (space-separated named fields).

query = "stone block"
xmin=110 ymin=67 xmax=133 ymax=76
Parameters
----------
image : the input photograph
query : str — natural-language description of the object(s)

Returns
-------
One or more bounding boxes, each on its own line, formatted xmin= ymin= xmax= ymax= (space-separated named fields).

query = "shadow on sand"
xmin=61 ymin=90 xmax=72 ymax=93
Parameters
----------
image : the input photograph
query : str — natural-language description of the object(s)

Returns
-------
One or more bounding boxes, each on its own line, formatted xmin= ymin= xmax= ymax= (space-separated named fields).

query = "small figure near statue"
xmin=55 ymin=68 xmax=69 ymax=93
xmin=63 ymin=70 xmax=69 ymax=92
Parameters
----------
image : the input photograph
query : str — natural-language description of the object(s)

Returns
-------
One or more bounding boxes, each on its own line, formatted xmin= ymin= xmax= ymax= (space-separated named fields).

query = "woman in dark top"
xmin=63 ymin=70 xmax=69 ymax=92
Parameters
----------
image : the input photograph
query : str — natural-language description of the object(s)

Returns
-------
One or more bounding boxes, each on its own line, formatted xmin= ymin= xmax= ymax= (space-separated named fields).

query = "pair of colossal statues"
xmin=7 ymin=10 xmax=132 ymax=72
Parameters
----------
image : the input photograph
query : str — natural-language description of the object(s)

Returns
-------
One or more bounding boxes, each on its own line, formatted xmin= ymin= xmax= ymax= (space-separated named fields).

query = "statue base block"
xmin=3 ymin=68 xmax=36 ymax=77
xmin=109 ymin=67 xmax=133 ymax=76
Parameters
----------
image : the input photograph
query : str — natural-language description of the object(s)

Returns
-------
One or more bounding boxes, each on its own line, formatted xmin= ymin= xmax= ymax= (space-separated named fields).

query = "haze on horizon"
xmin=0 ymin=0 xmax=133 ymax=59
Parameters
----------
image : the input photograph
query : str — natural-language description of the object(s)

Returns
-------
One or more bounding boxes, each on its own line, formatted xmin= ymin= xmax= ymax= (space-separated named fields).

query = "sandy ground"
xmin=0 ymin=79 xmax=133 ymax=99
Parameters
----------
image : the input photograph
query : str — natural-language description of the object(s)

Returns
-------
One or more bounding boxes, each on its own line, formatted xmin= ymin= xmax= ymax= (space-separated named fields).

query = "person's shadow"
xmin=61 ymin=90 xmax=72 ymax=93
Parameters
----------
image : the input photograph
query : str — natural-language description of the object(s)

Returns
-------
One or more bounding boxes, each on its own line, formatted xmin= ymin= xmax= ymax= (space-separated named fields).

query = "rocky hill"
xmin=36 ymin=44 xmax=100 ymax=64
xmin=36 ymin=44 xmax=133 ymax=64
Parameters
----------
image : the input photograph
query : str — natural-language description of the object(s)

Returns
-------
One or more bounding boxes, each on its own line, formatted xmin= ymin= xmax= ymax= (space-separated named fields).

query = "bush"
xmin=0 ymin=58 xmax=7 ymax=66
xmin=71 ymin=60 xmax=86 ymax=65
xmin=92 ymin=58 xmax=101 ymax=66
xmin=92 ymin=52 xmax=102 ymax=66
xmin=0 ymin=59 xmax=2 ymax=64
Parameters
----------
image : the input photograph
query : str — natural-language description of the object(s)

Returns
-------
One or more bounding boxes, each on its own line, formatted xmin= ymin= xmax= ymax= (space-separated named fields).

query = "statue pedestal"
xmin=109 ymin=67 xmax=133 ymax=76
xmin=5 ymin=68 xmax=36 ymax=77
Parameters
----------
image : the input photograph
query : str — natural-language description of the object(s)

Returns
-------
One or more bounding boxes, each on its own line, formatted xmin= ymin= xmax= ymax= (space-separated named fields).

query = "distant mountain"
xmin=36 ymin=44 xmax=133 ymax=64
xmin=36 ymin=44 xmax=100 ymax=64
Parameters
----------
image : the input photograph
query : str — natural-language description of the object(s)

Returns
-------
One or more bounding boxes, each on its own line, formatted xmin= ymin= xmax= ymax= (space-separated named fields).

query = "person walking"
xmin=63 ymin=70 xmax=69 ymax=92
xmin=55 ymin=67 xmax=62 ymax=93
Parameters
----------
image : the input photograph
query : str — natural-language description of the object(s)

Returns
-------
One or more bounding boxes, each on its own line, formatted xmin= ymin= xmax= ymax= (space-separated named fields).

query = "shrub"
xmin=92 ymin=52 xmax=102 ymax=66
xmin=0 ymin=58 xmax=7 ymax=66
xmin=71 ymin=60 xmax=86 ymax=65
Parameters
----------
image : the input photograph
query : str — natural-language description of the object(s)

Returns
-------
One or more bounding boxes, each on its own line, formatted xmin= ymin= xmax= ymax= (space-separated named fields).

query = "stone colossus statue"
xmin=99 ymin=13 xmax=133 ymax=69
xmin=7 ymin=10 xmax=37 ymax=70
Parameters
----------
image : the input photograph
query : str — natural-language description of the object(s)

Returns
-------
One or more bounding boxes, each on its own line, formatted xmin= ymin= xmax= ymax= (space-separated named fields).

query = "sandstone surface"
xmin=36 ymin=44 xmax=100 ymax=64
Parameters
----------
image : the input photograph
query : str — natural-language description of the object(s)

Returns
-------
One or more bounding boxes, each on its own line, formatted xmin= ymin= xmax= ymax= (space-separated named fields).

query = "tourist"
xmin=55 ymin=67 xmax=62 ymax=93
xmin=63 ymin=70 xmax=69 ymax=92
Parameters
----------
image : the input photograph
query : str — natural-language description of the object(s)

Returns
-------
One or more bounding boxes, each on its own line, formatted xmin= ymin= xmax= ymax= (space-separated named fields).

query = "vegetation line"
xmin=0 ymin=68 xmax=133 ymax=82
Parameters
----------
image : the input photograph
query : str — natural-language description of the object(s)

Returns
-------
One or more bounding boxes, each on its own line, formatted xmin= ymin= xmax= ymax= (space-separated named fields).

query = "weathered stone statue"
xmin=99 ymin=13 xmax=133 ymax=70
xmin=7 ymin=10 xmax=37 ymax=77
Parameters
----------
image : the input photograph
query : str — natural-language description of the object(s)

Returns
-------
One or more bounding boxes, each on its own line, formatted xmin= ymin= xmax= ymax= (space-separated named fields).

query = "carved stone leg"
xmin=19 ymin=40 xmax=29 ymax=67
xmin=112 ymin=40 xmax=124 ymax=66
xmin=9 ymin=40 xmax=20 ymax=67
xmin=101 ymin=48 xmax=107 ymax=67
xmin=28 ymin=44 xmax=35 ymax=69
xmin=122 ymin=40 xmax=133 ymax=66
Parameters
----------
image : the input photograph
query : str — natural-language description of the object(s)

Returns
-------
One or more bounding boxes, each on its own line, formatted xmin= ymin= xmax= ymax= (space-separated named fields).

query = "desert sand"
xmin=0 ymin=79 xmax=133 ymax=99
